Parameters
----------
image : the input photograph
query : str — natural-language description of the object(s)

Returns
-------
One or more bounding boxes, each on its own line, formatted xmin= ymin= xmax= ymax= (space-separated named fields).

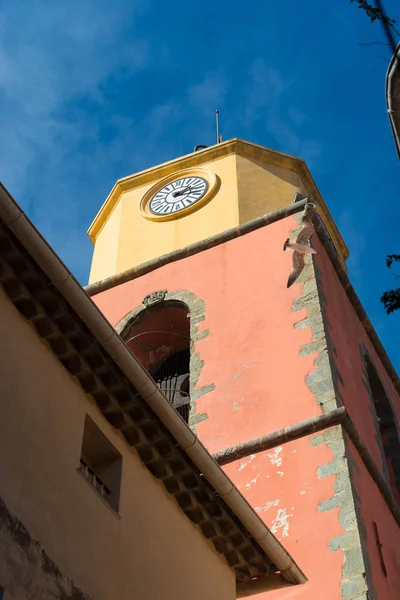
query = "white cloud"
xmin=249 ymin=59 xmax=291 ymax=103
xmin=0 ymin=11 xmax=322 ymax=285
xmin=0 ymin=0 xmax=148 ymax=198
xmin=240 ymin=59 xmax=322 ymax=167
xmin=0 ymin=0 xmax=151 ymax=282
xmin=187 ymin=71 xmax=228 ymax=113
xmin=242 ymin=60 xmax=291 ymax=127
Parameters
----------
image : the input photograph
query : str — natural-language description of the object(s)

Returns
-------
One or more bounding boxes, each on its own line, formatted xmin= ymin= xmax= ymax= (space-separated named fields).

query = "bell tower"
xmin=86 ymin=139 xmax=400 ymax=600
xmin=87 ymin=139 xmax=347 ymax=284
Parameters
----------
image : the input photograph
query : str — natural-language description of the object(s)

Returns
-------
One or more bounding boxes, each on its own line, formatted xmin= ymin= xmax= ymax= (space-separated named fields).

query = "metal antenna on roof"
xmin=215 ymin=110 xmax=223 ymax=144
xmin=194 ymin=111 xmax=222 ymax=152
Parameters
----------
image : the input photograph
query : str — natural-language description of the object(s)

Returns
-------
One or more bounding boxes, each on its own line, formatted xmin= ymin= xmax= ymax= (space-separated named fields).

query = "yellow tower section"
xmin=87 ymin=139 xmax=348 ymax=284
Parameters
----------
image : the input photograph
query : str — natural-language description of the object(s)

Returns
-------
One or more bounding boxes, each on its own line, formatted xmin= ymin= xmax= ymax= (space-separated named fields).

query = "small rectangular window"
xmin=78 ymin=415 xmax=122 ymax=512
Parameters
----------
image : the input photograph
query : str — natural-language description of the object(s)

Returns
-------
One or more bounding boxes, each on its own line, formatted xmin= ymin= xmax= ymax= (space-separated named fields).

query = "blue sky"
xmin=1 ymin=0 xmax=400 ymax=370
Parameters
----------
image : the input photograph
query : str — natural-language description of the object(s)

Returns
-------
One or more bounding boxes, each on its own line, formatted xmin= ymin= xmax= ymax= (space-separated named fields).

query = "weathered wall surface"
xmin=92 ymin=214 xmax=355 ymax=599
xmin=89 ymin=153 xmax=240 ymax=283
xmin=93 ymin=211 xmax=400 ymax=599
xmin=313 ymin=234 xmax=400 ymax=599
xmin=346 ymin=437 xmax=400 ymax=600
xmin=223 ymin=434 xmax=346 ymax=600
xmin=93 ymin=215 xmax=321 ymax=442
xmin=0 ymin=495 xmax=91 ymax=600
xmin=313 ymin=234 xmax=400 ymax=469
xmin=0 ymin=288 xmax=235 ymax=600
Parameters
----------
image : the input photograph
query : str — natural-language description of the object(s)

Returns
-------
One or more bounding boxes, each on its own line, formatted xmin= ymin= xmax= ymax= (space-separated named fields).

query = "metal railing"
xmin=79 ymin=458 xmax=111 ymax=497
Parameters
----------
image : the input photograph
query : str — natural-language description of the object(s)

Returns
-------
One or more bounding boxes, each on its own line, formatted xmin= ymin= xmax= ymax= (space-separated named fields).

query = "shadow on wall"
xmin=362 ymin=349 xmax=400 ymax=504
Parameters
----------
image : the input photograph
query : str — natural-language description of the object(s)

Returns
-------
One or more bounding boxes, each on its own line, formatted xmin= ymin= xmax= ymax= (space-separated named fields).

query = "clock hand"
xmin=172 ymin=186 xmax=192 ymax=198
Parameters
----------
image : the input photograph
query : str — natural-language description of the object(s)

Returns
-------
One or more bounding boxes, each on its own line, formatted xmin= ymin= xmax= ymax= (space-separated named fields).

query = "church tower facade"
xmin=85 ymin=139 xmax=400 ymax=600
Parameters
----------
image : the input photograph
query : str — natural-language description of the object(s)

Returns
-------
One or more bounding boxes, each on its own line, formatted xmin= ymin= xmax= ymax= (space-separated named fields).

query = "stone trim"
xmin=115 ymin=290 xmax=214 ymax=433
xmin=142 ymin=289 xmax=168 ymax=307
xmin=167 ymin=291 xmax=214 ymax=431
xmin=312 ymin=217 xmax=399 ymax=395
xmin=85 ymin=202 xmax=399 ymax=407
xmin=291 ymin=206 xmax=375 ymax=599
xmin=311 ymin=427 xmax=373 ymax=600
xmin=213 ymin=408 xmax=346 ymax=465
xmin=85 ymin=199 xmax=309 ymax=296
xmin=291 ymin=208 xmax=343 ymax=415
xmin=212 ymin=407 xmax=400 ymax=527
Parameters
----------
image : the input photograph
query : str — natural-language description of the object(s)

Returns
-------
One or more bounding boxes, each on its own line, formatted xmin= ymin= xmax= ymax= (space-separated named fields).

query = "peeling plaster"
xmin=255 ymin=500 xmax=280 ymax=513
xmin=271 ymin=507 xmax=293 ymax=538
xmin=245 ymin=474 xmax=260 ymax=489
xmin=231 ymin=396 xmax=260 ymax=412
xmin=266 ymin=446 xmax=283 ymax=467
xmin=231 ymin=359 xmax=257 ymax=382
xmin=291 ymin=222 xmax=378 ymax=599
xmin=232 ymin=397 xmax=246 ymax=413
xmin=238 ymin=454 xmax=256 ymax=472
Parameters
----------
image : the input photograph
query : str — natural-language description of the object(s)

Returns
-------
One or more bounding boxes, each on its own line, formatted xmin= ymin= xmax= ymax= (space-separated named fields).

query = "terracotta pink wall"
xmin=93 ymin=215 xmax=323 ymax=447
xmin=347 ymin=437 xmax=400 ymax=599
xmin=92 ymin=213 xmax=400 ymax=598
xmin=223 ymin=436 xmax=344 ymax=600
xmin=93 ymin=214 xmax=347 ymax=599
xmin=313 ymin=238 xmax=400 ymax=469
xmin=314 ymin=239 xmax=400 ymax=598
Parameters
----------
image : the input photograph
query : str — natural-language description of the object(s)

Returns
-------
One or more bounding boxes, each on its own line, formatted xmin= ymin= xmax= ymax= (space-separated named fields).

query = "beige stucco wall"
xmin=87 ymin=152 xmax=304 ymax=285
xmin=0 ymin=288 xmax=235 ymax=600
xmin=88 ymin=198 xmax=122 ymax=286
xmin=89 ymin=153 xmax=239 ymax=283
xmin=236 ymin=154 xmax=305 ymax=224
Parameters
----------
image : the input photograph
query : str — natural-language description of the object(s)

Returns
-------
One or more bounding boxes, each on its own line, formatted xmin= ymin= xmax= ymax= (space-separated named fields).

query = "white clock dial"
xmin=149 ymin=177 xmax=208 ymax=216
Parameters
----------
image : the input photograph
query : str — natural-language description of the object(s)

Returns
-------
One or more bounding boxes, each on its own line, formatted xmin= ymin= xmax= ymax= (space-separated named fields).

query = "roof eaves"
xmin=0 ymin=181 xmax=306 ymax=591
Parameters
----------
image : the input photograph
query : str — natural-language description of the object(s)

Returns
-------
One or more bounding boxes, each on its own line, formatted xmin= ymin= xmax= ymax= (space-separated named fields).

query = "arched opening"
xmin=364 ymin=354 xmax=400 ymax=501
xmin=122 ymin=301 xmax=191 ymax=423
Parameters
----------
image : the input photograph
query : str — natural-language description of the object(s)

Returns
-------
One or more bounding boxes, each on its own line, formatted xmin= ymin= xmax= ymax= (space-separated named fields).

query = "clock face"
xmin=148 ymin=177 xmax=209 ymax=216
xmin=140 ymin=168 xmax=219 ymax=222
